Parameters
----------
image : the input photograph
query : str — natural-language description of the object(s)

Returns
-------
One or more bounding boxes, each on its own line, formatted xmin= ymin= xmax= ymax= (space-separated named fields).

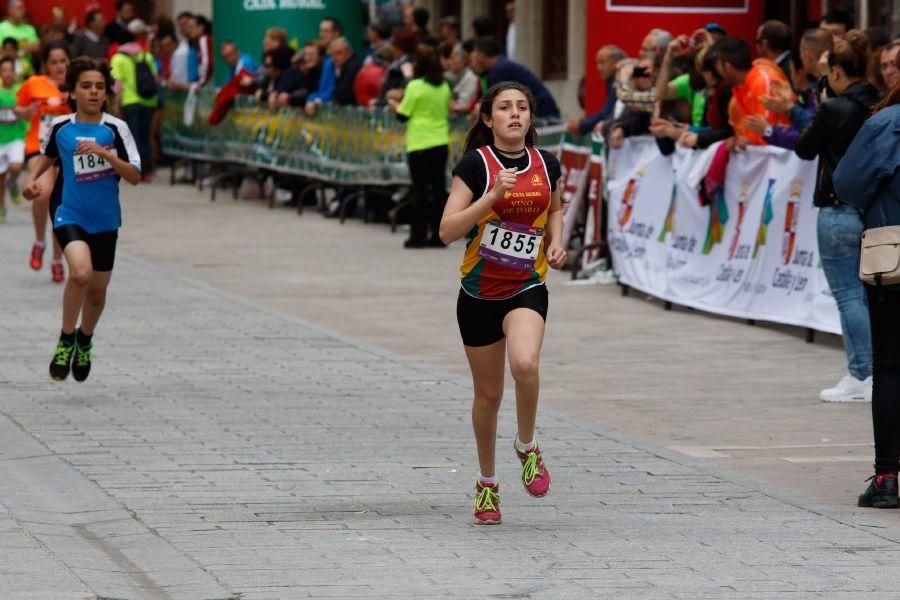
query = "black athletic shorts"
xmin=456 ymin=284 xmax=548 ymax=347
xmin=53 ymin=224 xmax=118 ymax=272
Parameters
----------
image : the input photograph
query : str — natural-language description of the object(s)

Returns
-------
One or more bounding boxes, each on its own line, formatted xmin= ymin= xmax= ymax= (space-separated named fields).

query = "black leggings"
xmin=407 ymin=145 xmax=448 ymax=243
xmin=867 ymin=285 xmax=900 ymax=473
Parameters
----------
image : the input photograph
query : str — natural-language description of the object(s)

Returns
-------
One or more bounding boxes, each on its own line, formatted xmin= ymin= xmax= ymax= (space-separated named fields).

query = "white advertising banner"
xmin=606 ymin=137 xmax=841 ymax=335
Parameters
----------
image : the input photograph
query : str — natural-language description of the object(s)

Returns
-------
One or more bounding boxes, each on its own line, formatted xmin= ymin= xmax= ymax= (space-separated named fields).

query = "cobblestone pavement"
xmin=3 ymin=213 xmax=900 ymax=599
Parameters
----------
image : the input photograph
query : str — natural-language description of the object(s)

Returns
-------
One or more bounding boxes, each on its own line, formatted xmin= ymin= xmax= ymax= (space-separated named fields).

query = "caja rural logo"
xmin=781 ymin=179 xmax=803 ymax=265
xmin=617 ymin=166 xmax=644 ymax=228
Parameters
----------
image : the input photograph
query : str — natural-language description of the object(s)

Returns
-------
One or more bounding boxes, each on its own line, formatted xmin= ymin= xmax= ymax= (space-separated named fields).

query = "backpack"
xmin=131 ymin=52 xmax=158 ymax=99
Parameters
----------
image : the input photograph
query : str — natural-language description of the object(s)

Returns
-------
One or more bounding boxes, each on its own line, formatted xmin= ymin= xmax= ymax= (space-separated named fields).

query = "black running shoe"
xmin=858 ymin=473 xmax=899 ymax=508
xmin=72 ymin=339 xmax=92 ymax=382
xmin=49 ymin=339 xmax=75 ymax=381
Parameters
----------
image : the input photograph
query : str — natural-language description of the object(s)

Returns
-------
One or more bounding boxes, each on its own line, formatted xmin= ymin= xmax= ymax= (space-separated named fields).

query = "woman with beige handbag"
xmin=834 ymin=80 xmax=900 ymax=510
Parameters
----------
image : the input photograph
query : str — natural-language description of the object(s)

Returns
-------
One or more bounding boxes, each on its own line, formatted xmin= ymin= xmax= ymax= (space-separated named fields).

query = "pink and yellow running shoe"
xmin=515 ymin=442 xmax=551 ymax=498
xmin=473 ymin=480 xmax=501 ymax=525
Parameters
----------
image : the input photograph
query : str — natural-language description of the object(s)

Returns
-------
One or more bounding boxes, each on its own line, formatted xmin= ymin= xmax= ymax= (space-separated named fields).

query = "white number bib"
xmin=478 ymin=220 xmax=543 ymax=271
xmin=0 ymin=108 xmax=16 ymax=124
xmin=73 ymin=148 xmax=116 ymax=182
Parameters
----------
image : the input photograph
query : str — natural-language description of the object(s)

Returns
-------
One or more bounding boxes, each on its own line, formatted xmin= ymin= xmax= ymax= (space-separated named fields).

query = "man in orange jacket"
xmin=713 ymin=36 xmax=792 ymax=145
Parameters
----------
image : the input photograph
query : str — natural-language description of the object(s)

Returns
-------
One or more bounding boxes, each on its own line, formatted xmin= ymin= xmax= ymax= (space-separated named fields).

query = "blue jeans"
xmin=817 ymin=203 xmax=872 ymax=380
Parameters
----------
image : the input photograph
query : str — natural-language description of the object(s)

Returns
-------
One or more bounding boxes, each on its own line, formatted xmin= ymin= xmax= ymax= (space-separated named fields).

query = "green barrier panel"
xmin=161 ymin=89 xmax=568 ymax=186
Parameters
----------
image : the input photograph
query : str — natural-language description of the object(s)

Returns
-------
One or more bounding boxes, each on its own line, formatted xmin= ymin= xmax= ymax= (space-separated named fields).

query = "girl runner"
xmin=16 ymin=41 xmax=71 ymax=282
xmin=23 ymin=57 xmax=141 ymax=382
xmin=439 ymin=82 xmax=566 ymax=525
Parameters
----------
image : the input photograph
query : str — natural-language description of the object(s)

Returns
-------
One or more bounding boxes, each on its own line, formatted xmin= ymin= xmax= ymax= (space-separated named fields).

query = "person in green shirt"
xmin=0 ymin=1 xmax=38 ymax=60
xmin=391 ymin=44 xmax=452 ymax=248
xmin=655 ymin=33 xmax=711 ymax=128
xmin=0 ymin=56 xmax=26 ymax=221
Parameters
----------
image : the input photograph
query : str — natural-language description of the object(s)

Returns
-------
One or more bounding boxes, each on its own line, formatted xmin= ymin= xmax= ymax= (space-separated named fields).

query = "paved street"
xmin=2 ymin=181 xmax=900 ymax=598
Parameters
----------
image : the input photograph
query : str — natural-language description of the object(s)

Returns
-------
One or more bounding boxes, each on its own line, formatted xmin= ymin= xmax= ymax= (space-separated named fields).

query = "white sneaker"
xmin=820 ymin=374 xmax=872 ymax=402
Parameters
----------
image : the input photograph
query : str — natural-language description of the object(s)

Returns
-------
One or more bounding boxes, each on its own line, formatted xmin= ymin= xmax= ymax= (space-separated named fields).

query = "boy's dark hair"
xmin=2 ymin=37 xmax=17 ymax=48
xmin=472 ymin=16 xmax=495 ymax=37
xmin=473 ymin=36 xmax=501 ymax=58
xmin=322 ymin=17 xmax=343 ymax=35
xmin=759 ymin=20 xmax=792 ymax=53
xmin=65 ymin=56 xmax=114 ymax=96
xmin=711 ymin=36 xmax=752 ymax=71
xmin=822 ymin=9 xmax=855 ymax=30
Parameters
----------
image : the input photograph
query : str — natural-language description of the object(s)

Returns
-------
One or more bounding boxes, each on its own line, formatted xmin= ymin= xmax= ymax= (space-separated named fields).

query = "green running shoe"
xmin=72 ymin=339 xmax=92 ymax=382
xmin=49 ymin=339 xmax=75 ymax=381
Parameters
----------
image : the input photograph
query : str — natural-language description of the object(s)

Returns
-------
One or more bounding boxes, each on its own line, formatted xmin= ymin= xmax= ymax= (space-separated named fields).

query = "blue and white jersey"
xmin=43 ymin=113 xmax=141 ymax=233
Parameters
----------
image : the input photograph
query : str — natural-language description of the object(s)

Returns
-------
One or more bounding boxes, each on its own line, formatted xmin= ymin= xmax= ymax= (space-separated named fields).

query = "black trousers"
xmin=867 ymin=285 xmax=900 ymax=473
xmin=122 ymin=104 xmax=155 ymax=173
xmin=406 ymin=145 xmax=448 ymax=243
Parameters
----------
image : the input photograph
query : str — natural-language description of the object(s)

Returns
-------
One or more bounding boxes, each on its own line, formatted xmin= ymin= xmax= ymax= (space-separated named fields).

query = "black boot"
xmin=858 ymin=473 xmax=899 ymax=508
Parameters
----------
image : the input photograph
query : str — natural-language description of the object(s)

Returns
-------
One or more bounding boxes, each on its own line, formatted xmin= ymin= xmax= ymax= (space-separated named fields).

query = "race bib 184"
xmin=478 ymin=220 xmax=544 ymax=271
xmin=74 ymin=148 xmax=116 ymax=182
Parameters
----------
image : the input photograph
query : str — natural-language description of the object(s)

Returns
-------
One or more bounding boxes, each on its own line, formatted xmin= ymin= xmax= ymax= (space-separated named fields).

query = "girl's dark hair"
xmin=41 ymin=40 xmax=70 ymax=71
xmin=828 ymin=29 xmax=870 ymax=78
xmin=464 ymin=81 xmax=538 ymax=153
xmin=414 ymin=44 xmax=444 ymax=86
xmin=65 ymin=57 xmax=114 ymax=98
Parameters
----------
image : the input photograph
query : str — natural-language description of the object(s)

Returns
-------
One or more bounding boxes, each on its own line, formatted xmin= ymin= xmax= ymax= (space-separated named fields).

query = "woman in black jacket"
xmin=834 ymin=85 xmax=900 ymax=508
xmin=795 ymin=30 xmax=882 ymax=403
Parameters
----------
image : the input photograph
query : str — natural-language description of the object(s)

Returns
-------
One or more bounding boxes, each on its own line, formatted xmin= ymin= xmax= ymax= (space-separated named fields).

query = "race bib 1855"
xmin=478 ymin=220 xmax=544 ymax=271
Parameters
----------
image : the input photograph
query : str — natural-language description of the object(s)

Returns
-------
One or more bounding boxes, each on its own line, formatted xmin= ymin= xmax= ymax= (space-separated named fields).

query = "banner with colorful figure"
xmin=607 ymin=136 xmax=840 ymax=334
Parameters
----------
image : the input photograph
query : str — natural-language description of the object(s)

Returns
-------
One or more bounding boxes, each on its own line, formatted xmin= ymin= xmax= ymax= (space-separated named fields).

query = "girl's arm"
xmin=543 ymin=186 xmax=567 ymax=270
xmin=76 ymin=140 xmax=141 ymax=186
xmin=440 ymin=169 xmax=515 ymax=244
